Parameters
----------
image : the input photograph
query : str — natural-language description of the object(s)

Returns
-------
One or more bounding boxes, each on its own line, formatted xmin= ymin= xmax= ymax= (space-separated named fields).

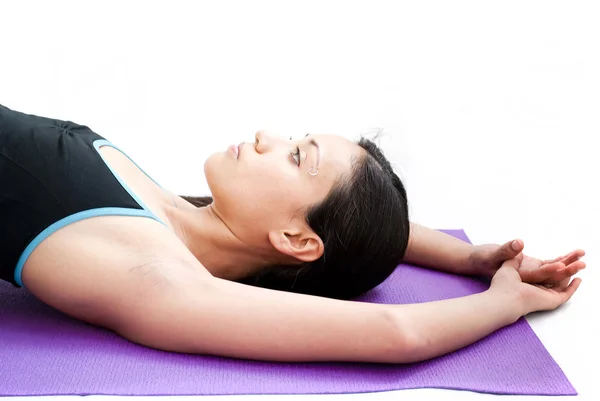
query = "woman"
xmin=0 ymin=103 xmax=584 ymax=363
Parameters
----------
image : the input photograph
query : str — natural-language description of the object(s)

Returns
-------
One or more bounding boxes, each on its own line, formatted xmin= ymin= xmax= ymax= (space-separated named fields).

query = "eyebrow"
xmin=305 ymin=134 xmax=320 ymax=169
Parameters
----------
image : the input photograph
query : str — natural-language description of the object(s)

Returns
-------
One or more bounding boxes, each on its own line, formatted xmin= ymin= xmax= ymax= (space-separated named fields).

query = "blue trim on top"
xmin=93 ymin=139 xmax=168 ymax=227
xmin=93 ymin=138 xmax=164 ymax=195
xmin=13 ymin=139 xmax=170 ymax=288
xmin=14 ymin=207 xmax=163 ymax=287
xmin=93 ymin=139 xmax=163 ymax=188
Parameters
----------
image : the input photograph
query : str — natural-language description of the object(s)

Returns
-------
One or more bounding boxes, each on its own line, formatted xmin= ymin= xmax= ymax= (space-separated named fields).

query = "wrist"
xmin=485 ymin=287 xmax=526 ymax=324
xmin=464 ymin=246 xmax=485 ymax=276
xmin=467 ymin=243 xmax=505 ymax=279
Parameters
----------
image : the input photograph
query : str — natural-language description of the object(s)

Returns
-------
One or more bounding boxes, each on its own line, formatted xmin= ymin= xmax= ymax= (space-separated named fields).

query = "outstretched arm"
xmin=402 ymin=223 xmax=479 ymax=275
xmin=22 ymin=220 xmax=579 ymax=365
xmin=404 ymin=223 xmax=586 ymax=283
xmin=99 ymin=260 xmax=573 ymax=364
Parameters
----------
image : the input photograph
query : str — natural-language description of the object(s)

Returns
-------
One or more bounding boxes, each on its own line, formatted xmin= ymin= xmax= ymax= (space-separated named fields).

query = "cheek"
xmin=205 ymin=154 xmax=308 ymax=217
xmin=241 ymin=170 xmax=298 ymax=205
xmin=241 ymin=158 xmax=295 ymax=191
xmin=237 ymin=174 xmax=306 ymax=224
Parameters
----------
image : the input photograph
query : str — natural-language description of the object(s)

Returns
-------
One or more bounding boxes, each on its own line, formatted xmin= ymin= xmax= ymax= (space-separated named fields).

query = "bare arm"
xmin=402 ymin=222 xmax=478 ymax=276
xmin=106 ymin=264 xmax=523 ymax=364
xmin=24 ymin=219 xmax=575 ymax=365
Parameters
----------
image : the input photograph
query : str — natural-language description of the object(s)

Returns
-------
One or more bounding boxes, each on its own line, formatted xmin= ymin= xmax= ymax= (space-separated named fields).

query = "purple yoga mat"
xmin=0 ymin=230 xmax=575 ymax=396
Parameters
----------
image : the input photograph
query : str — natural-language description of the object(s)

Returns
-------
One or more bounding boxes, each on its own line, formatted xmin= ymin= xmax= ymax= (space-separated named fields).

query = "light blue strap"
xmin=14 ymin=207 xmax=165 ymax=287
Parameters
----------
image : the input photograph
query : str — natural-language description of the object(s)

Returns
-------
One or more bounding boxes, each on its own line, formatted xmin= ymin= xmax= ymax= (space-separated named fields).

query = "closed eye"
xmin=291 ymin=146 xmax=301 ymax=166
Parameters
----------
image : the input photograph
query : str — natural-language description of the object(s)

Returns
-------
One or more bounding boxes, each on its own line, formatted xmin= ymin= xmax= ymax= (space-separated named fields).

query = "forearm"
xmin=394 ymin=288 xmax=522 ymax=362
xmin=203 ymin=278 xmax=522 ymax=364
xmin=403 ymin=222 xmax=477 ymax=275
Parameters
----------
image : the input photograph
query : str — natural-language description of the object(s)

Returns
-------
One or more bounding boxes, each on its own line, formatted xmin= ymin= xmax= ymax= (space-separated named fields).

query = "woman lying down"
xmin=0 ymin=103 xmax=585 ymax=363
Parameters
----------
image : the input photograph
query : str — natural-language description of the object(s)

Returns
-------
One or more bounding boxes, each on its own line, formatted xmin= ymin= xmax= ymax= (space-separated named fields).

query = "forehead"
xmin=309 ymin=134 xmax=362 ymax=173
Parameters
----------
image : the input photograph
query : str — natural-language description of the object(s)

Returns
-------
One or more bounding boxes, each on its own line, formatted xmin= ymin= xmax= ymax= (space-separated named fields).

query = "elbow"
xmin=387 ymin=310 xmax=430 ymax=364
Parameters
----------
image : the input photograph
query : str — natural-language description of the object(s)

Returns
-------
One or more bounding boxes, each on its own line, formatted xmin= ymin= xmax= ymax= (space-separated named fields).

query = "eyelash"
xmin=291 ymin=146 xmax=301 ymax=166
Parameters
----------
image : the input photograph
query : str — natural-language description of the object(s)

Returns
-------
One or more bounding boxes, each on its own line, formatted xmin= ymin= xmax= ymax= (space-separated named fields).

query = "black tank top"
xmin=0 ymin=104 xmax=166 ymax=287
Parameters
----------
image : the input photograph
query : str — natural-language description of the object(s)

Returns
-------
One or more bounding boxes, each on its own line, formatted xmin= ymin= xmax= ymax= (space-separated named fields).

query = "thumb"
xmin=496 ymin=239 xmax=524 ymax=262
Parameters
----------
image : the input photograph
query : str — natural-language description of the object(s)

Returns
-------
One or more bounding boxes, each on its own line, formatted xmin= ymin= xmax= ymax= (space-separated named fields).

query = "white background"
xmin=1 ymin=0 xmax=598 ymax=399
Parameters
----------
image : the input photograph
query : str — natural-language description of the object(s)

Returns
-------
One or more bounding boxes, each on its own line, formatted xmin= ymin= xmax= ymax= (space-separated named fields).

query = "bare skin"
xmin=18 ymin=132 xmax=584 ymax=364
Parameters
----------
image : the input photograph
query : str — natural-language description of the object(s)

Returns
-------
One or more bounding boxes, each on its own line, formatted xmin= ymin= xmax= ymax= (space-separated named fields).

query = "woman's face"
xmin=204 ymin=130 xmax=362 ymax=256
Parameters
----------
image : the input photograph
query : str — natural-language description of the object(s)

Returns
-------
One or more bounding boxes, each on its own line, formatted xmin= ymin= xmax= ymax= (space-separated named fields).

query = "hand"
xmin=490 ymin=257 xmax=582 ymax=315
xmin=519 ymin=250 xmax=586 ymax=286
xmin=469 ymin=239 xmax=586 ymax=285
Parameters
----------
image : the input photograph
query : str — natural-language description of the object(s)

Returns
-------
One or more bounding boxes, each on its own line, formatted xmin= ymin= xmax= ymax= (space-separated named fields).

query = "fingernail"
xmin=512 ymin=240 xmax=521 ymax=251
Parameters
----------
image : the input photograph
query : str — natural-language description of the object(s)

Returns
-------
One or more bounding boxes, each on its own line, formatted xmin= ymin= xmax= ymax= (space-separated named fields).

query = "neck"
xmin=164 ymin=201 xmax=273 ymax=280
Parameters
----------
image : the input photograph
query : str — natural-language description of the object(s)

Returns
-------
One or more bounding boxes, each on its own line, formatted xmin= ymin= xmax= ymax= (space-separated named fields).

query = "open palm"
xmin=470 ymin=240 xmax=586 ymax=286
xmin=519 ymin=250 xmax=586 ymax=286
xmin=491 ymin=257 xmax=582 ymax=312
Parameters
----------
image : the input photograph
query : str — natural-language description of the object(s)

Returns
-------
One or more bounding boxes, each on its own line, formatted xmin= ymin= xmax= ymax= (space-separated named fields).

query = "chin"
xmin=203 ymin=154 xmax=233 ymax=203
xmin=203 ymin=155 xmax=219 ymax=186
xmin=203 ymin=151 xmax=224 ymax=178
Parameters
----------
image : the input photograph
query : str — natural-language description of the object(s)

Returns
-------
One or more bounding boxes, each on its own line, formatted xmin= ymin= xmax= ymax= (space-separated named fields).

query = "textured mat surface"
xmin=0 ymin=230 xmax=576 ymax=396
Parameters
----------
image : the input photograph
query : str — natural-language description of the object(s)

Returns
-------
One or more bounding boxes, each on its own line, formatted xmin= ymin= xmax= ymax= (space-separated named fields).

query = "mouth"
xmin=228 ymin=144 xmax=240 ymax=159
xmin=228 ymin=142 xmax=246 ymax=159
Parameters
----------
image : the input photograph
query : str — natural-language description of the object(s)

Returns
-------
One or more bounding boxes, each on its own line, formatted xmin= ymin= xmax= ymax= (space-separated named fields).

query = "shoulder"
xmin=21 ymin=215 xmax=211 ymax=327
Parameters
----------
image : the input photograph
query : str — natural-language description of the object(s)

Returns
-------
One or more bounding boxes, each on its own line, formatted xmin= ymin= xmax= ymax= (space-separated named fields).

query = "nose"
xmin=254 ymin=130 xmax=284 ymax=154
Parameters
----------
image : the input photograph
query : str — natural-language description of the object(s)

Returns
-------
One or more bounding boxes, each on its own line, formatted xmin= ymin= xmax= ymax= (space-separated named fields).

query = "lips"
xmin=228 ymin=142 xmax=245 ymax=159
xmin=228 ymin=145 xmax=239 ymax=158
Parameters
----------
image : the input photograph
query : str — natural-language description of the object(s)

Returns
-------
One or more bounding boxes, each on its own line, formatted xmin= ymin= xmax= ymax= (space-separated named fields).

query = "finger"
xmin=559 ymin=250 xmax=586 ymax=266
xmin=544 ymin=253 xmax=568 ymax=264
xmin=540 ymin=276 xmax=571 ymax=291
xmin=521 ymin=261 xmax=564 ymax=282
xmin=552 ymin=277 xmax=571 ymax=291
xmin=544 ymin=249 xmax=585 ymax=265
xmin=560 ymin=278 xmax=582 ymax=304
xmin=542 ymin=261 xmax=587 ymax=284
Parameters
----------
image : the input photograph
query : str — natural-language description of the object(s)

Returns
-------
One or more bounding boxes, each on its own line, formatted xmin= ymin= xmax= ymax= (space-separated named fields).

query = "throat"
xmin=167 ymin=204 xmax=271 ymax=281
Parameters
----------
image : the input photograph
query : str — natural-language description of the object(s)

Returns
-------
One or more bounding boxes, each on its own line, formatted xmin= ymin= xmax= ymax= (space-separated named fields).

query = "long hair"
xmin=181 ymin=137 xmax=409 ymax=300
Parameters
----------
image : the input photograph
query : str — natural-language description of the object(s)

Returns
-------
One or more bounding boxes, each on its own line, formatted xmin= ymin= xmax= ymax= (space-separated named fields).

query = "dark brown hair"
xmin=181 ymin=137 xmax=409 ymax=300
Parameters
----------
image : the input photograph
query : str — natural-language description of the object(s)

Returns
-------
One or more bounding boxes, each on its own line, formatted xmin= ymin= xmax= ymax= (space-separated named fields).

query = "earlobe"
xmin=268 ymin=230 xmax=324 ymax=263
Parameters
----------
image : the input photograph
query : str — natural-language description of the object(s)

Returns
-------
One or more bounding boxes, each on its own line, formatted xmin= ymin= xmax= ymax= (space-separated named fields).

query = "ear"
xmin=268 ymin=228 xmax=324 ymax=263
